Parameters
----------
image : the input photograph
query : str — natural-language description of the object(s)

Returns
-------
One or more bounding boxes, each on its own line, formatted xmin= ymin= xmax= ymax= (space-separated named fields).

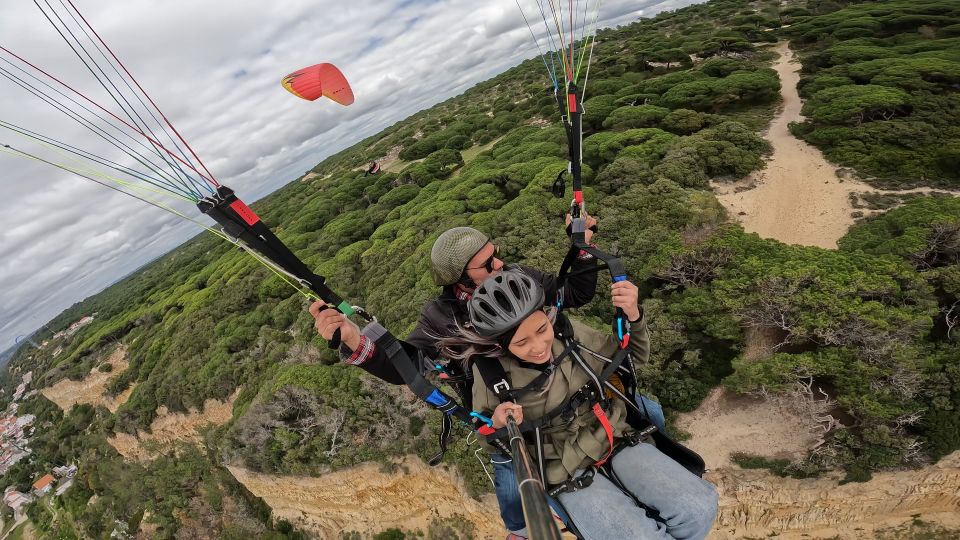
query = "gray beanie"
xmin=430 ymin=227 xmax=489 ymax=286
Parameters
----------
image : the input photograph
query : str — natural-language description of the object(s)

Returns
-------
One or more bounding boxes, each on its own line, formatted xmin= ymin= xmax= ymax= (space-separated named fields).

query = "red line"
xmin=64 ymin=0 xmax=219 ymax=187
xmin=0 ymin=45 xmax=216 ymax=186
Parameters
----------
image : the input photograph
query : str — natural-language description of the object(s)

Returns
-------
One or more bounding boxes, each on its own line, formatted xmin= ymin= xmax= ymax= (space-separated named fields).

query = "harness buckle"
xmin=548 ymin=467 xmax=595 ymax=497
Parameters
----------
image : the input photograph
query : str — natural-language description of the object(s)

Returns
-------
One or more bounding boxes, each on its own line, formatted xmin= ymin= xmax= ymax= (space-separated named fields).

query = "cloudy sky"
xmin=0 ymin=0 xmax=702 ymax=347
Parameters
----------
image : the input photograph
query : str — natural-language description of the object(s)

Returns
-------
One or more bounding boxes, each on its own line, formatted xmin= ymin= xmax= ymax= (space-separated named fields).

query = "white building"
xmin=52 ymin=465 xmax=77 ymax=478
xmin=3 ymin=487 xmax=33 ymax=516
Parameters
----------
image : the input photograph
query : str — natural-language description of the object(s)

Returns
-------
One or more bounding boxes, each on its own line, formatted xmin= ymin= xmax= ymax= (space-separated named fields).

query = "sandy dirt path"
xmin=713 ymin=42 xmax=858 ymax=249
xmin=712 ymin=42 xmax=958 ymax=248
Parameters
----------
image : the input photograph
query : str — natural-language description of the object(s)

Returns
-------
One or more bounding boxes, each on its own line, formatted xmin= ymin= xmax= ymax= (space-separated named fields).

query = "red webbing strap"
xmin=228 ymin=198 xmax=260 ymax=226
xmin=592 ymin=403 xmax=615 ymax=466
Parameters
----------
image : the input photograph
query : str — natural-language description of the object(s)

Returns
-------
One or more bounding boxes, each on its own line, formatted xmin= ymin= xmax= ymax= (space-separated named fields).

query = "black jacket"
xmin=355 ymin=260 xmax=598 ymax=386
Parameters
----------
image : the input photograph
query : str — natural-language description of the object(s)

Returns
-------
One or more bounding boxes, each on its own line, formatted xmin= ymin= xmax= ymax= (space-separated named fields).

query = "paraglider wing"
xmin=281 ymin=63 xmax=354 ymax=105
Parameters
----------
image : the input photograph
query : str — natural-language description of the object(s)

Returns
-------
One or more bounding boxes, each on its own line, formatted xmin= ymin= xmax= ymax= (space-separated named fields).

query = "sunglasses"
xmin=466 ymin=245 xmax=500 ymax=273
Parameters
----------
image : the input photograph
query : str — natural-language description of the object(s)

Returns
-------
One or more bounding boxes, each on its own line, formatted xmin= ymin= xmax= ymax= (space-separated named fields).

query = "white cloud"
xmin=0 ymin=0 xmax=704 ymax=346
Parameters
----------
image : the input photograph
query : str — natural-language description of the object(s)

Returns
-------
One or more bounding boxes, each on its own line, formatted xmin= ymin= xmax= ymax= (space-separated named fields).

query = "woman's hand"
xmin=611 ymin=280 xmax=641 ymax=322
xmin=492 ymin=402 xmax=523 ymax=429
xmin=308 ymin=301 xmax=362 ymax=351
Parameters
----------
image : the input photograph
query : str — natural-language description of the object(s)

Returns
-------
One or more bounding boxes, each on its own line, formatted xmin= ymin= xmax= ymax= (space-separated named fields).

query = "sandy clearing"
xmin=676 ymin=387 xmax=819 ymax=470
xmin=712 ymin=42 xmax=957 ymax=249
xmin=40 ymin=346 xmax=134 ymax=413
xmin=379 ymin=145 xmax=406 ymax=173
xmin=108 ymin=389 xmax=239 ymax=462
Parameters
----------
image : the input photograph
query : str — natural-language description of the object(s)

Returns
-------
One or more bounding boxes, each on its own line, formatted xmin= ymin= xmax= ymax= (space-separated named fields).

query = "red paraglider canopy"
xmin=281 ymin=63 xmax=354 ymax=106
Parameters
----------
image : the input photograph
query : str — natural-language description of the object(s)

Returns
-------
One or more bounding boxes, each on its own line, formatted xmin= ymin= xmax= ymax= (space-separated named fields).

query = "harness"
xmin=474 ymin=313 xmax=706 ymax=496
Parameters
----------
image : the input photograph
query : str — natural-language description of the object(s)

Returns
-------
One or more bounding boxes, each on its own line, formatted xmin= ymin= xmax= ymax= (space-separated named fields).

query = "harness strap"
xmin=198 ymin=186 xmax=360 ymax=348
xmin=591 ymin=403 xmax=615 ymax=467
xmin=547 ymin=467 xmax=596 ymax=498
xmin=361 ymin=322 xmax=511 ymax=460
xmin=475 ymin=342 xmax=576 ymax=405
xmin=556 ymin=241 xmax=631 ymax=350
xmin=480 ymin=385 xmax=597 ymax=441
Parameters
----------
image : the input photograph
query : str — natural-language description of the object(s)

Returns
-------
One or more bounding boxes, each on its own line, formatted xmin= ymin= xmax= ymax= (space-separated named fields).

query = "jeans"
xmin=492 ymin=453 xmax=526 ymax=533
xmin=635 ymin=393 xmax=666 ymax=433
xmin=556 ymin=443 xmax=718 ymax=539
xmin=491 ymin=393 xmax=668 ymax=534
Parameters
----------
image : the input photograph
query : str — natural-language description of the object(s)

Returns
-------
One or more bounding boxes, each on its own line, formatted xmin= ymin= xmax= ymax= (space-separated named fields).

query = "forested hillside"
xmin=2 ymin=0 xmax=958 ymax=537
xmin=786 ymin=1 xmax=960 ymax=187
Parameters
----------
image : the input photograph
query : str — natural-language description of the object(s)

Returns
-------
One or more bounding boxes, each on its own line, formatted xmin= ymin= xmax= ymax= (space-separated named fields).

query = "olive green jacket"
xmin=471 ymin=315 xmax=651 ymax=486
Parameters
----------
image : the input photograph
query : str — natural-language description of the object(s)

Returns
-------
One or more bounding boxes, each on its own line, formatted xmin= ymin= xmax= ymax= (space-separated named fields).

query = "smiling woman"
xmin=440 ymin=269 xmax=715 ymax=539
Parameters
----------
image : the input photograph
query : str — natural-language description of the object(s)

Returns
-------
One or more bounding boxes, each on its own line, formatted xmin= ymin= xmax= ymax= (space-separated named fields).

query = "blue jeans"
xmin=635 ymin=393 xmax=666 ymax=433
xmin=557 ymin=443 xmax=718 ymax=539
xmin=491 ymin=394 xmax=668 ymax=534
xmin=492 ymin=453 xmax=526 ymax=534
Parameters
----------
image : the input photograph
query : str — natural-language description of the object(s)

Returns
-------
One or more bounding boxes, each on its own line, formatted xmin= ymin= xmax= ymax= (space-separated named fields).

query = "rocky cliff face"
xmin=708 ymin=451 xmax=960 ymax=539
xmin=226 ymin=451 xmax=960 ymax=539
xmin=227 ymin=457 xmax=505 ymax=539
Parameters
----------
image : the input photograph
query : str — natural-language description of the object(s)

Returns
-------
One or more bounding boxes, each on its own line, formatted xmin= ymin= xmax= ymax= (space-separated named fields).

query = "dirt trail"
xmin=108 ymin=389 xmax=239 ymax=461
xmin=712 ymin=41 xmax=855 ymax=248
xmin=712 ymin=42 xmax=957 ymax=249
xmin=228 ymin=457 xmax=505 ymax=539
xmin=40 ymin=346 xmax=134 ymax=413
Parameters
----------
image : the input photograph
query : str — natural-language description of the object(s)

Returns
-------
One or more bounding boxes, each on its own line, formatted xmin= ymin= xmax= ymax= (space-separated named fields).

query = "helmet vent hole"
xmin=479 ymin=301 xmax=497 ymax=317
xmin=508 ymin=280 xmax=521 ymax=298
xmin=493 ymin=290 xmax=511 ymax=312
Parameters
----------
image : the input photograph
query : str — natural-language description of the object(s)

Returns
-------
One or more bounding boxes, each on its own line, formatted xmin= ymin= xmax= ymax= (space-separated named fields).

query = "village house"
xmin=32 ymin=474 xmax=55 ymax=497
